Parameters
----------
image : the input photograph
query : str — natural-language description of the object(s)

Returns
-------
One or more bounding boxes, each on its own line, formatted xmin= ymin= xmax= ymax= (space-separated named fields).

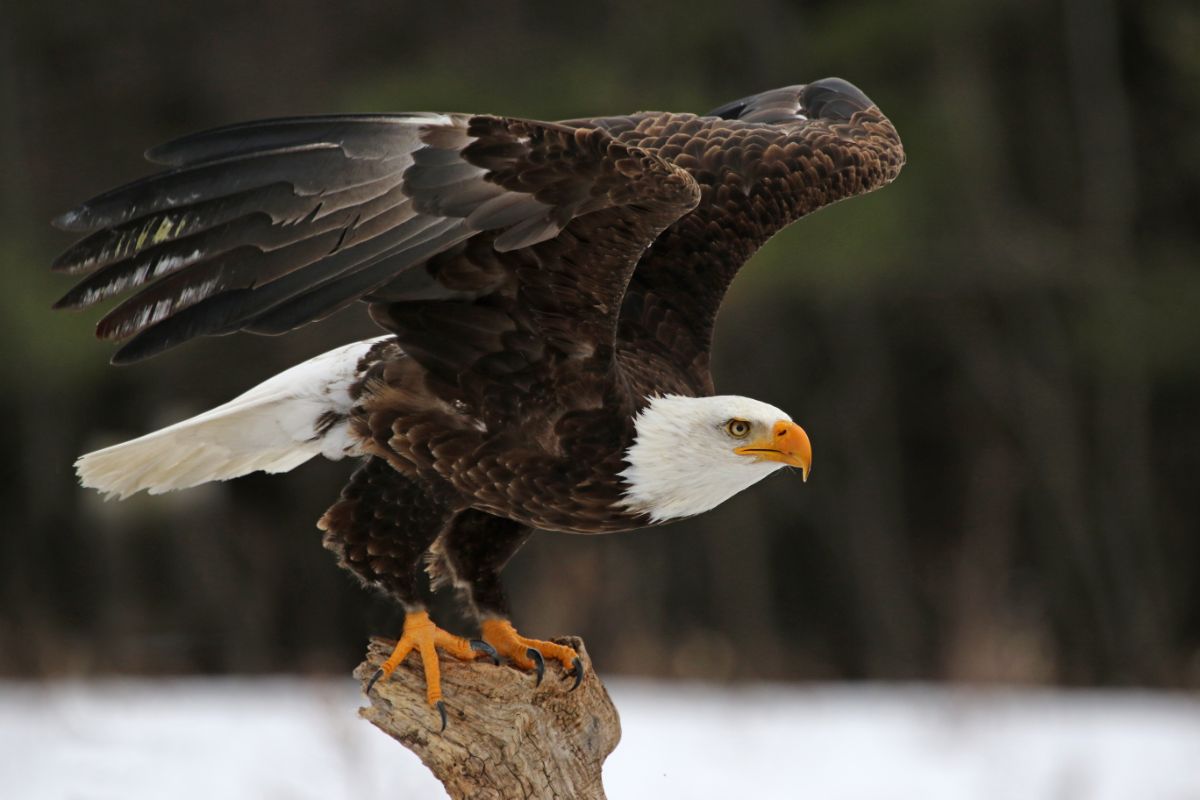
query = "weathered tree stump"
xmin=355 ymin=635 xmax=621 ymax=800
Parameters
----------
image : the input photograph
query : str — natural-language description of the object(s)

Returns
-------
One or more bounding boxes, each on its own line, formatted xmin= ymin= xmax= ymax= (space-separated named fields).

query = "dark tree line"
xmin=1 ymin=0 xmax=1196 ymax=686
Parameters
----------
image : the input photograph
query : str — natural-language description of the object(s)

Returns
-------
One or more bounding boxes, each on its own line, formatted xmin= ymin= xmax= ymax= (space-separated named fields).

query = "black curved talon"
xmin=526 ymin=647 xmax=546 ymax=686
xmin=436 ymin=699 xmax=448 ymax=732
xmin=566 ymin=656 xmax=584 ymax=691
xmin=366 ymin=667 xmax=385 ymax=695
xmin=471 ymin=639 xmax=500 ymax=666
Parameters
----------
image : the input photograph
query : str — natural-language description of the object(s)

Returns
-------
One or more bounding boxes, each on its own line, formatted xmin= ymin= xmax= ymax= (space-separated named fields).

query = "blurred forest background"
xmin=1 ymin=0 xmax=1197 ymax=688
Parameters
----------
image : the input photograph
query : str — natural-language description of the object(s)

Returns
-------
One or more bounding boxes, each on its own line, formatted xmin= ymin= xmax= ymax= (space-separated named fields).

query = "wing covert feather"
xmin=601 ymin=78 xmax=905 ymax=391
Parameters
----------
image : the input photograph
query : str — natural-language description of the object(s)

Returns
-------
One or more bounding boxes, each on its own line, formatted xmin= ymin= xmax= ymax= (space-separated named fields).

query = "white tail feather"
xmin=76 ymin=337 xmax=388 ymax=499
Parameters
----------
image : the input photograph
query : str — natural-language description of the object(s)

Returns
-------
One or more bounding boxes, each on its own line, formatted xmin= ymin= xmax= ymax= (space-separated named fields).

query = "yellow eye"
xmin=725 ymin=419 xmax=751 ymax=438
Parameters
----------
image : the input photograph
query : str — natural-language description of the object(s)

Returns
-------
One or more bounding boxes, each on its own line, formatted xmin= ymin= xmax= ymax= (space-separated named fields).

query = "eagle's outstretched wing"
xmin=52 ymin=114 xmax=698 ymax=365
xmin=599 ymin=79 xmax=905 ymax=391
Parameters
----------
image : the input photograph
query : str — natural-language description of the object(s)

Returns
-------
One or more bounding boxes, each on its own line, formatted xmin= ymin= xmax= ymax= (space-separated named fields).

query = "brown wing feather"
xmin=366 ymin=117 xmax=700 ymax=427
xmin=52 ymin=113 xmax=697 ymax=365
xmin=51 ymin=78 xmax=899 ymax=394
xmin=594 ymin=78 xmax=906 ymax=394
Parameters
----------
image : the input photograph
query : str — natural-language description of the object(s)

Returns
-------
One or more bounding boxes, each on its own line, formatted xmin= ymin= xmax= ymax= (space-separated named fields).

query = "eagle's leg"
xmin=430 ymin=510 xmax=584 ymax=689
xmin=319 ymin=457 xmax=492 ymax=727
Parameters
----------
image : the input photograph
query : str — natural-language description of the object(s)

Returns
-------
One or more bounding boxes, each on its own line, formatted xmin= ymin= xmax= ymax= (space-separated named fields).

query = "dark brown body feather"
xmin=56 ymin=79 xmax=903 ymax=613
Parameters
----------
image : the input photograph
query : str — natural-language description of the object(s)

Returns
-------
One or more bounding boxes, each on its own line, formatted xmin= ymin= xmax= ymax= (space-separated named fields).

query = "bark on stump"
xmin=355 ymin=635 xmax=620 ymax=800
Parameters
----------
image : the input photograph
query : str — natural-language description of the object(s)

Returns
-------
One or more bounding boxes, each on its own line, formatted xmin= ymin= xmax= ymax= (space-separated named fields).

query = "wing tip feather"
xmin=52 ymin=207 xmax=92 ymax=233
xmin=801 ymin=77 xmax=875 ymax=122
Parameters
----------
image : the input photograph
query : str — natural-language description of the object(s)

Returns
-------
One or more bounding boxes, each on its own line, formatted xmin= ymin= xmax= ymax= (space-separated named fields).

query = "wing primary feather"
xmin=55 ymin=170 xmax=412 ymax=280
xmin=54 ymin=144 xmax=400 ymax=233
xmin=106 ymin=212 xmax=455 ymax=359
xmin=59 ymin=179 xmax=414 ymax=313
xmin=144 ymin=114 xmax=446 ymax=166
xmin=50 ymin=172 xmax=406 ymax=276
xmin=92 ymin=197 xmax=420 ymax=341
xmin=56 ymin=214 xmax=280 ymax=310
xmin=52 ymin=183 xmax=293 ymax=274
xmin=242 ymin=220 xmax=469 ymax=335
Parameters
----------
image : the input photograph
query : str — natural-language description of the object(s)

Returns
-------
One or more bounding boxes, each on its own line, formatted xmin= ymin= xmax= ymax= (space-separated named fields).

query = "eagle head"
xmin=618 ymin=395 xmax=812 ymax=523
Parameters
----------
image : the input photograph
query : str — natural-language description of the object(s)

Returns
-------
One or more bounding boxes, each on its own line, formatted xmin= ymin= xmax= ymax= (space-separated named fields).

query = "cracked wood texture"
xmin=355 ymin=635 xmax=620 ymax=799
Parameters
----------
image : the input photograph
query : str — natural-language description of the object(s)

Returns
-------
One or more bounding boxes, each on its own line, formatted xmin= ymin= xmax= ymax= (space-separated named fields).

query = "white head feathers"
xmin=619 ymin=394 xmax=809 ymax=523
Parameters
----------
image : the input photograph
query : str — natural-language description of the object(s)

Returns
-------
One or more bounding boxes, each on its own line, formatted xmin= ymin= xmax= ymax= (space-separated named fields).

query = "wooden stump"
xmin=355 ymin=635 xmax=621 ymax=800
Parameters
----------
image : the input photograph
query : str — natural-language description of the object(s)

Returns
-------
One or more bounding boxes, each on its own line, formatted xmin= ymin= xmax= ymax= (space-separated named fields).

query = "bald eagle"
xmin=53 ymin=78 xmax=904 ymax=727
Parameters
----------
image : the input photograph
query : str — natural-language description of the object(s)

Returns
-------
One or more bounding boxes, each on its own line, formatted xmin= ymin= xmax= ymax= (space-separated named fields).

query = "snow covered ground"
xmin=3 ymin=678 xmax=1198 ymax=799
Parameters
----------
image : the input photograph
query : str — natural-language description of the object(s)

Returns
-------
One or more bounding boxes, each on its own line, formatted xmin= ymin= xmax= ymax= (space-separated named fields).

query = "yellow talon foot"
xmin=480 ymin=619 xmax=584 ymax=689
xmin=367 ymin=611 xmax=491 ymax=728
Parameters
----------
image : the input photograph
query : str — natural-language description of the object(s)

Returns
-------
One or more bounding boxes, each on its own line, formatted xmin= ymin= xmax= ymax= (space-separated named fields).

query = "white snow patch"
xmin=2 ymin=678 xmax=1198 ymax=800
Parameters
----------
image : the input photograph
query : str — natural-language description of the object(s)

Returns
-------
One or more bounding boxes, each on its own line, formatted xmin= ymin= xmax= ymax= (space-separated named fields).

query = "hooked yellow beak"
xmin=734 ymin=420 xmax=813 ymax=481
